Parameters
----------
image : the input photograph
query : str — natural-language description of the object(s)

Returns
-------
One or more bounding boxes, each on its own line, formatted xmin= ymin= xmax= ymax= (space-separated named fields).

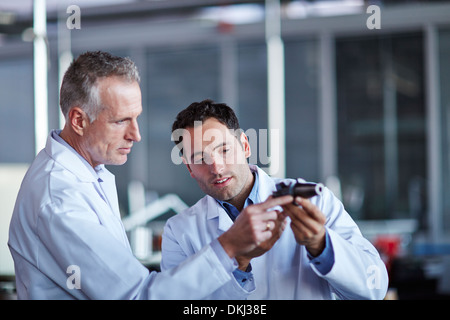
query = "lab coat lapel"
xmin=251 ymin=165 xmax=278 ymax=201
xmin=96 ymin=167 xmax=121 ymax=219
xmin=205 ymin=196 xmax=233 ymax=233
xmin=218 ymin=206 xmax=233 ymax=232
xmin=95 ymin=167 xmax=131 ymax=249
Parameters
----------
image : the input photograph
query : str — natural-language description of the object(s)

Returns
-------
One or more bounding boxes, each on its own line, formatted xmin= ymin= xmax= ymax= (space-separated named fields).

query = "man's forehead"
xmin=97 ymin=102 xmax=142 ymax=120
xmin=97 ymin=81 xmax=142 ymax=117
xmin=182 ymin=125 xmax=239 ymax=157
xmin=183 ymin=125 xmax=236 ymax=145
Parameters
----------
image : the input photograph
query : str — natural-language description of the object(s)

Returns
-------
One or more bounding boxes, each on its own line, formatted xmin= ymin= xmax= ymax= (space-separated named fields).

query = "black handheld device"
xmin=272 ymin=180 xmax=324 ymax=199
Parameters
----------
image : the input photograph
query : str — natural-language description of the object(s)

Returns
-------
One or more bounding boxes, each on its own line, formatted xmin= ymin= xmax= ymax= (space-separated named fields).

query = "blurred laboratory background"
xmin=1 ymin=0 xmax=450 ymax=299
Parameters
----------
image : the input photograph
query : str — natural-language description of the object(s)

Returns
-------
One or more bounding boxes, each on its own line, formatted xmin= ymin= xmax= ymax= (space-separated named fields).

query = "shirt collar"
xmin=247 ymin=167 xmax=259 ymax=204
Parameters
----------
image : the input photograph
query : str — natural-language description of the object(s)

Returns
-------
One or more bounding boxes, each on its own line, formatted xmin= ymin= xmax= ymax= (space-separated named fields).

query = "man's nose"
xmin=127 ymin=120 xmax=141 ymax=142
xmin=209 ymin=155 xmax=225 ymax=175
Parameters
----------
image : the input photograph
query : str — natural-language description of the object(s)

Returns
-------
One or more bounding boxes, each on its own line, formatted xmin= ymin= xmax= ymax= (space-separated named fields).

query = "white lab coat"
xmin=8 ymin=131 xmax=244 ymax=300
xmin=161 ymin=165 xmax=389 ymax=300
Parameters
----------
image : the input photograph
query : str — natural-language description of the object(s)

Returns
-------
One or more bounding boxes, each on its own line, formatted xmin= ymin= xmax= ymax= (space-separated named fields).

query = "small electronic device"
xmin=272 ymin=180 xmax=324 ymax=199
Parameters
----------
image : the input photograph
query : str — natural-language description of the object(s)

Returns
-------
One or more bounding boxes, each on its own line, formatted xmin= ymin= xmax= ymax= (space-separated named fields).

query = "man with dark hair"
xmin=8 ymin=52 xmax=291 ymax=299
xmin=162 ymin=99 xmax=389 ymax=299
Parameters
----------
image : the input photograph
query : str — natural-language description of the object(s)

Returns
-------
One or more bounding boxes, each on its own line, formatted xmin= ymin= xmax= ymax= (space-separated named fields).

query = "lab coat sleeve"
xmin=161 ymin=216 xmax=255 ymax=299
xmin=160 ymin=218 xmax=190 ymax=271
xmin=36 ymin=197 xmax=235 ymax=300
xmin=310 ymin=188 xmax=389 ymax=300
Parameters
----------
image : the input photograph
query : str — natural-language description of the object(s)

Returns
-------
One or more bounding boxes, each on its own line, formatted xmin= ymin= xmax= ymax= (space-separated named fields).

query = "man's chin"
xmin=106 ymin=156 xmax=128 ymax=166
xmin=212 ymin=191 xmax=236 ymax=203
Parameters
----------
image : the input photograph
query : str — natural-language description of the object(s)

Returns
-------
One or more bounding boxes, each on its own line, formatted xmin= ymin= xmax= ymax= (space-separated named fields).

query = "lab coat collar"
xmin=204 ymin=196 xmax=232 ymax=232
xmin=249 ymin=164 xmax=278 ymax=201
xmin=44 ymin=130 xmax=104 ymax=183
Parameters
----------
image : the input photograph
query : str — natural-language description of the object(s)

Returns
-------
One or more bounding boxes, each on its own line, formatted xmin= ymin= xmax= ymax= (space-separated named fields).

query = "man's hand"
xmin=282 ymin=196 xmax=326 ymax=257
xmin=218 ymin=195 xmax=292 ymax=260
xmin=236 ymin=209 xmax=287 ymax=270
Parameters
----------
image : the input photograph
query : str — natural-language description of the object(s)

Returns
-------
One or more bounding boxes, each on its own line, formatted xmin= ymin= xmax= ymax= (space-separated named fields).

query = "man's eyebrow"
xmin=115 ymin=116 xmax=131 ymax=121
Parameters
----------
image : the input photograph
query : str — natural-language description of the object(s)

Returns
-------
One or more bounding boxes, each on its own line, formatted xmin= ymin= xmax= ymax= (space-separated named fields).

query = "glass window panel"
xmin=439 ymin=28 xmax=450 ymax=235
xmin=236 ymin=42 xmax=269 ymax=170
xmin=336 ymin=32 xmax=426 ymax=224
xmin=237 ymin=39 xmax=320 ymax=181
xmin=284 ymin=38 xmax=319 ymax=181
xmin=0 ymin=58 xmax=34 ymax=163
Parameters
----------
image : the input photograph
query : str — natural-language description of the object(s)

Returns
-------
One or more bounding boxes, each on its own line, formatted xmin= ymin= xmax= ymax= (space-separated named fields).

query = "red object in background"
xmin=373 ymin=235 xmax=402 ymax=273
xmin=217 ymin=21 xmax=234 ymax=33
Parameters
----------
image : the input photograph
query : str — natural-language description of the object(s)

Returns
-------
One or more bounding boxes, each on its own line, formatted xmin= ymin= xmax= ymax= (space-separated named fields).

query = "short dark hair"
xmin=171 ymin=99 xmax=242 ymax=154
xmin=60 ymin=51 xmax=140 ymax=121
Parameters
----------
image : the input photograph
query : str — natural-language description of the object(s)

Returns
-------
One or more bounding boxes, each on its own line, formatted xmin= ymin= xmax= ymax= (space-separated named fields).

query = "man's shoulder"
xmin=19 ymin=151 xmax=56 ymax=194
xmin=20 ymin=151 xmax=93 ymax=207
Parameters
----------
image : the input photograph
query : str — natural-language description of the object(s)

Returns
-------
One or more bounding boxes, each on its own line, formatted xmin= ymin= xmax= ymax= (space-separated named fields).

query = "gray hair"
xmin=59 ymin=51 xmax=140 ymax=121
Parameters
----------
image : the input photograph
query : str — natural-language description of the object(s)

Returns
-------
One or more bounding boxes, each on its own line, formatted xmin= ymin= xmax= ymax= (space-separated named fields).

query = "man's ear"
xmin=240 ymin=132 xmax=251 ymax=159
xmin=67 ymin=107 xmax=88 ymax=136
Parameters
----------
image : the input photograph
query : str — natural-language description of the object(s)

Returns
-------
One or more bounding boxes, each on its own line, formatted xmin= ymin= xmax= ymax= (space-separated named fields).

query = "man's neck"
xmin=59 ymin=128 xmax=96 ymax=168
xmin=227 ymin=169 xmax=255 ymax=212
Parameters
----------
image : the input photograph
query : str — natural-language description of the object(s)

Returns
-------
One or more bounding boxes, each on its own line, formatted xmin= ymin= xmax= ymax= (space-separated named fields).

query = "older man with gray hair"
xmin=8 ymin=51 xmax=292 ymax=300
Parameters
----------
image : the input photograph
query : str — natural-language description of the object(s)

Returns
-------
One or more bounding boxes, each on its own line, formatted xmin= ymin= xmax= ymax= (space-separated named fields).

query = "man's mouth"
xmin=213 ymin=177 xmax=231 ymax=185
xmin=118 ymin=147 xmax=132 ymax=154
